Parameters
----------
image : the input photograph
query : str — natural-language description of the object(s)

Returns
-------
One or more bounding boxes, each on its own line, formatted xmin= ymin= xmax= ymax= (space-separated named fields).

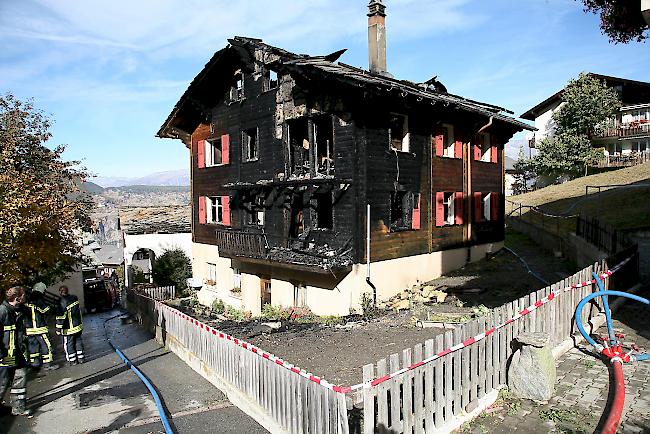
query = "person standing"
xmin=55 ymin=286 xmax=85 ymax=365
xmin=24 ymin=283 xmax=59 ymax=371
xmin=0 ymin=286 xmax=32 ymax=417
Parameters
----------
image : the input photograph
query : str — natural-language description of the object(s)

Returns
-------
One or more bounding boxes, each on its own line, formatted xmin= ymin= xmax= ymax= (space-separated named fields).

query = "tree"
xmin=580 ymin=0 xmax=649 ymax=43
xmin=0 ymin=93 xmax=93 ymax=289
xmin=151 ymin=248 xmax=192 ymax=292
xmin=513 ymin=145 xmax=535 ymax=194
xmin=530 ymin=73 xmax=621 ymax=182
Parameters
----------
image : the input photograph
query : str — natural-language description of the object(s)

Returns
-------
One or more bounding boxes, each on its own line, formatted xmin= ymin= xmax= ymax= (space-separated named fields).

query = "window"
xmin=207 ymin=263 xmax=217 ymax=284
xmin=314 ymin=192 xmax=333 ymax=229
xmin=314 ymin=115 xmax=334 ymax=175
xmin=199 ymin=196 xmax=230 ymax=225
xmin=198 ymin=135 xmax=229 ymax=167
xmin=443 ymin=125 xmax=455 ymax=157
xmin=229 ymin=71 xmax=244 ymax=102
xmin=473 ymin=191 xmax=499 ymax=222
xmin=287 ymin=118 xmax=310 ymax=177
xmin=233 ymin=267 xmax=241 ymax=289
xmin=242 ymin=128 xmax=258 ymax=162
xmin=478 ymin=132 xmax=492 ymax=162
xmin=205 ymin=138 xmax=222 ymax=166
xmin=435 ymin=192 xmax=463 ymax=227
xmin=390 ymin=190 xmax=419 ymax=231
xmin=260 ymin=278 xmax=272 ymax=306
xmin=634 ymin=140 xmax=648 ymax=153
xmin=264 ymin=69 xmax=278 ymax=91
xmin=389 ymin=113 xmax=409 ymax=152
xmin=608 ymin=143 xmax=622 ymax=155
xmin=243 ymin=197 xmax=265 ymax=226
xmin=293 ymin=284 xmax=306 ymax=307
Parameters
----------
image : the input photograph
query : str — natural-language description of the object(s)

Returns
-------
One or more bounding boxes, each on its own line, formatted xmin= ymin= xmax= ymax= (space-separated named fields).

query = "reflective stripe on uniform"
xmin=26 ymin=326 xmax=49 ymax=335
xmin=10 ymin=388 xmax=26 ymax=394
xmin=62 ymin=325 xmax=83 ymax=335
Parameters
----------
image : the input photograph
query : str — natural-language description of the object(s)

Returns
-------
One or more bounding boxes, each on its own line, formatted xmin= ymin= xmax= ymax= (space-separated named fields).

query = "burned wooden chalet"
xmin=158 ymin=1 xmax=534 ymax=315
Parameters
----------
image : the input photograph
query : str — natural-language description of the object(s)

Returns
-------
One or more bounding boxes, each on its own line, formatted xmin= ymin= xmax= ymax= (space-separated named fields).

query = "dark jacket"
xmin=0 ymin=300 xmax=27 ymax=367
xmin=56 ymin=295 xmax=84 ymax=335
xmin=24 ymin=292 xmax=52 ymax=335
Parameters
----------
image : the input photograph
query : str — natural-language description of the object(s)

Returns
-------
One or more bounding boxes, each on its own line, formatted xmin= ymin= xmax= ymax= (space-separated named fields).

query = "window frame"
xmin=443 ymin=192 xmax=455 ymax=226
xmin=479 ymin=132 xmax=492 ymax=162
xmin=263 ymin=68 xmax=279 ymax=92
xmin=388 ymin=113 xmax=410 ymax=153
xmin=229 ymin=71 xmax=244 ymax=102
xmin=206 ymin=262 xmax=218 ymax=284
xmin=207 ymin=196 xmax=224 ymax=224
xmin=205 ymin=138 xmax=223 ymax=167
xmin=241 ymin=127 xmax=259 ymax=162
xmin=442 ymin=124 xmax=455 ymax=158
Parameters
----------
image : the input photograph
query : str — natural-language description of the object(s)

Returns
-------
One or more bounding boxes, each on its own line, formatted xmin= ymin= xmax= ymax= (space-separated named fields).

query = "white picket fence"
xmin=127 ymin=252 xmax=637 ymax=433
xmin=127 ymin=292 xmax=349 ymax=434
xmin=136 ymin=285 xmax=176 ymax=301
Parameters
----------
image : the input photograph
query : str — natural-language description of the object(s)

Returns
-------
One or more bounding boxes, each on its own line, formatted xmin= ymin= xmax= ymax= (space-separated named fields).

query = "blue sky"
xmin=1 ymin=0 xmax=648 ymax=178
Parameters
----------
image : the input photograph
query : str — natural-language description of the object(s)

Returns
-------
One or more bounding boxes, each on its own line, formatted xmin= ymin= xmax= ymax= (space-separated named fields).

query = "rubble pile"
xmin=379 ymin=284 xmax=449 ymax=311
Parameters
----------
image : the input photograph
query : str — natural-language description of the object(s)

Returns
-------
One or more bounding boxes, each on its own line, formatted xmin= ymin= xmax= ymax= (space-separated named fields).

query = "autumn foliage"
xmin=0 ymin=93 xmax=93 ymax=289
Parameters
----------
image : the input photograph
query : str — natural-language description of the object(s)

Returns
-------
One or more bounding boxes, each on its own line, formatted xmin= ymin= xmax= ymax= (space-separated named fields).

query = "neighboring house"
xmin=84 ymin=241 xmax=124 ymax=277
xmin=119 ymin=206 xmax=192 ymax=288
xmin=156 ymin=1 xmax=534 ymax=315
xmin=522 ymin=73 xmax=650 ymax=168
xmin=504 ymin=157 xmax=518 ymax=196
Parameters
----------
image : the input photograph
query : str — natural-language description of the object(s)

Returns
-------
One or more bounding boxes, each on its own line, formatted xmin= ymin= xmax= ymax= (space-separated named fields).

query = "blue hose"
xmin=575 ymin=287 xmax=650 ymax=360
xmin=111 ymin=341 xmax=174 ymax=434
xmin=592 ymin=272 xmax=617 ymax=346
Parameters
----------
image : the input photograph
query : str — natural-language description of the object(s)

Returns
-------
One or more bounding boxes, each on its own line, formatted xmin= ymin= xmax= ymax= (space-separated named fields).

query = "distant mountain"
xmin=80 ymin=181 xmax=105 ymax=194
xmin=93 ymin=169 xmax=189 ymax=188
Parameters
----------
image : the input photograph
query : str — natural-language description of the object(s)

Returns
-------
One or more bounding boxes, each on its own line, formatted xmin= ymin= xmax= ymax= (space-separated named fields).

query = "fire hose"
xmin=574 ymin=273 xmax=649 ymax=434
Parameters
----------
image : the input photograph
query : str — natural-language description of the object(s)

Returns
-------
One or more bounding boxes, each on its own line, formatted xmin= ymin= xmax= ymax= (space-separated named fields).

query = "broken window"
xmin=293 ymin=284 xmax=306 ymax=307
xmin=264 ymin=68 xmax=278 ymax=91
xmin=314 ymin=115 xmax=334 ymax=175
xmin=287 ymin=118 xmax=310 ymax=177
xmin=229 ymin=71 xmax=244 ymax=102
xmin=390 ymin=190 xmax=416 ymax=231
xmin=314 ymin=192 xmax=333 ymax=229
xmin=289 ymin=192 xmax=305 ymax=239
xmin=243 ymin=196 xmax=265 ymax=227
xmin=205 ymin=138 xmax=223 ymax=166
xmin=389 ymin=113 xmax=409 ymax=152
xmin=242 ymin=128 xmax=258 ymax=162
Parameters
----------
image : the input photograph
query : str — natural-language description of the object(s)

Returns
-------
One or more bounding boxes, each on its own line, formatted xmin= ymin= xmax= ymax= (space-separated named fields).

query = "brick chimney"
xmin=368 ymin=0 xmax=387 ymax=74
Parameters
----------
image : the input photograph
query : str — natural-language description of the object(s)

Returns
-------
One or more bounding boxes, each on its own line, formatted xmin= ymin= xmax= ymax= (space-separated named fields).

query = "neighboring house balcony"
xmin=593 ymin=121 xmax=650 ymax=140
xmin=595 ymin=150 xmax=650 ymax=168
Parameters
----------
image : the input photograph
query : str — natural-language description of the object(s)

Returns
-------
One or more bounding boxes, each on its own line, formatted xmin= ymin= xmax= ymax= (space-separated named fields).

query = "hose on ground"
xmin=103 ymin=313 xmax=174 ymax=434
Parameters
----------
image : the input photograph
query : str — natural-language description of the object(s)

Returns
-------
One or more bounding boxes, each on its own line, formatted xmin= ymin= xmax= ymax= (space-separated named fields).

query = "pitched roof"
xmin=521 ymin=73 xmax=650 ymax=121
xmin=158 ymin=36 xmax=534 ymax=140
xmin=119 ymin=206 xmax=191 ymax=235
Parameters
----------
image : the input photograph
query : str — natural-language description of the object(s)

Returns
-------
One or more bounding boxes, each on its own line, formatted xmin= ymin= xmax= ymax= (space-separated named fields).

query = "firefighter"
xmin=55 ymin=285 xmax=85 ymax=365
xmin=24 ymin=283 xmax=59 ymax=371
xmin=0 ymin=286 xmax=32 ymax=417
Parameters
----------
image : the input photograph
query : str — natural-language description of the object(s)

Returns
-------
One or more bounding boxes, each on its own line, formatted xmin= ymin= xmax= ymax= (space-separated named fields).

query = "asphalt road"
xmin=0 ymin=309 xmax=267 ymax=434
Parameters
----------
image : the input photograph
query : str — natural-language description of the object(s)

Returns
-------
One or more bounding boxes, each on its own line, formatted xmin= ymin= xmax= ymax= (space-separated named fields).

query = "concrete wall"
xmin=191 ymin=240 xmax=502 ymax=316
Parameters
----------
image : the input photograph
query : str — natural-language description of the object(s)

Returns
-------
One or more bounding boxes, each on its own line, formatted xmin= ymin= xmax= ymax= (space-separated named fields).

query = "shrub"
xmin=151 ymin=248 xmax=192 ymax=293
xmin=225 ymin=306 xmax=245 ymax=321
xmin=211 ymin=298 xmax=225 ymax=314
xmin=361 ymin=292 xmax=377 ymax=319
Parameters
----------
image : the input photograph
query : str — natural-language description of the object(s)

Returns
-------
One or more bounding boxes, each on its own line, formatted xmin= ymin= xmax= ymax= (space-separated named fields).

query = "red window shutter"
xmin=197 ymin=140 xmax=206 ymax=168
xmin=221 ymin=134 xmax=230 ymax=164
xmin=434 ymin=130 xmax=444 ymax=157
xmin=490 ymin=135 xmax=497 ymax=163
xmin=473 ymin=192 xmax=482 ymax=222
xmin=454 ymin=137 xmax=462 ymax=159
xmin=435 ymin=192 xmax=445 ymax=227
xmin=222 ymin=196 xmax=231 ymax=226
xmin=491 ymin=192 xmax=500 ymax=221
xmin=198 ymin=196 xmax=206 ymax=224
xmin=454 ymin=192 xmax=464 ymax=225
xmin=411 ymin=194 xmax=421 ymax=230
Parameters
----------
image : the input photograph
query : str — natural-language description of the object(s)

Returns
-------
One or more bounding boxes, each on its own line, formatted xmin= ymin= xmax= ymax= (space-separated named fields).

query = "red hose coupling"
xmin=602 ymin=345 xmax=631 ymax=363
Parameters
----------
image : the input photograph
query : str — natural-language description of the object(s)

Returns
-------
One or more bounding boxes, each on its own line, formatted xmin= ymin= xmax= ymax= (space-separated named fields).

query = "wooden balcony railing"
xmin=596 ymin=151 xmax=650 ymax=168
xmin=214 ymin=228 xmax=268 ymax=259
xmin=594 ymin=122 xmax=650 ymax=139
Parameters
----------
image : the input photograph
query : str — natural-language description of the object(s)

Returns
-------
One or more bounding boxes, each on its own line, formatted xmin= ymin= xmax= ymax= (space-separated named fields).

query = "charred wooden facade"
xmin=158 ymin=36 xmax=533 ymax=315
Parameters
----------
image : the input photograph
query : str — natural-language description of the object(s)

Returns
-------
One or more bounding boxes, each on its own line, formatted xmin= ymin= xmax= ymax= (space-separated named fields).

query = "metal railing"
xmin=214 ymin=228 xmax=269 ymax=259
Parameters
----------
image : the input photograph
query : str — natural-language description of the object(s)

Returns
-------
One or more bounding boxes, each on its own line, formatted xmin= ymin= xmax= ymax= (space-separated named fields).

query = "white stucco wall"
xmin=190 ymin=240 xmax=503 ymax=317
xmin=532 ymin=100 xmax=563 ymax=142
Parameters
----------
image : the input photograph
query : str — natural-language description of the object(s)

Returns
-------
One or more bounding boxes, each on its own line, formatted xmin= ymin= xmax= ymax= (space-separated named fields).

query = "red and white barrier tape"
xmin=142 ymin=255 xmax=632 ymax=394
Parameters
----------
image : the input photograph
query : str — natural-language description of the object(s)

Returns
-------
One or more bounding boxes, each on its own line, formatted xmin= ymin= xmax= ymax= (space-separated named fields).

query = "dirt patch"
xmin=170 ymin=229 xmax=577 ymax=387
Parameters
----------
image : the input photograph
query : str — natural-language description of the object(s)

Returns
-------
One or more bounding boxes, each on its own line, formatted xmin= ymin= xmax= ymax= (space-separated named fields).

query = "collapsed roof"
xmin=158 ymin=36 xmax=534 ymax=143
